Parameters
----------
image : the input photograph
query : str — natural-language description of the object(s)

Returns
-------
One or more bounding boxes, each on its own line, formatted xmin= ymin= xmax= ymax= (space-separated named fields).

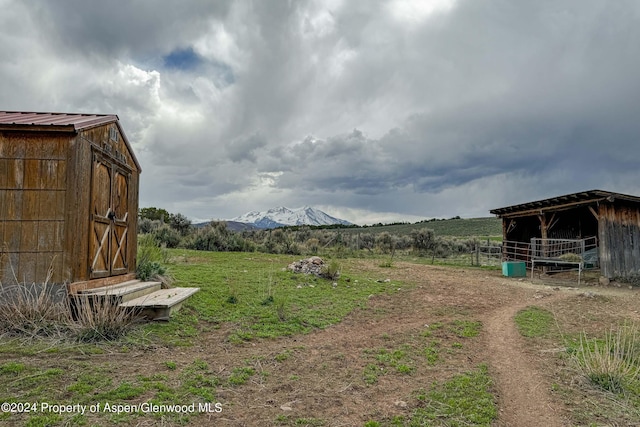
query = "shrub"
xmin=138 ymin=217 xmax=163 ymax=234
xmin=136 ymin=234 xmax=170 ymax=283
xmin=376 ymin=232 xmax=396 ymax=254
xmin=168 ymin=212 xmax=192 ymax=236
xmin=136 ymin=260 xmax=166 ymax=282
xmin=0 ymin=281 xmax=68 ymax=338
xmin=573 ymin=323 xmax=640 ymax=393
xmin=153 ymin=225 xmax=181 ymax=248
xmin=70 ymin=295 xmax=138 ymax=342
xmin=305 ymin=238 xmax=320 ymax=254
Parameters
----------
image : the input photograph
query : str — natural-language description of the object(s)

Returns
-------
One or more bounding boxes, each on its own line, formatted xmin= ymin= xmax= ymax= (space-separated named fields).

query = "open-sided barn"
xmin=490 ymin=190 xmax=640 ymax=280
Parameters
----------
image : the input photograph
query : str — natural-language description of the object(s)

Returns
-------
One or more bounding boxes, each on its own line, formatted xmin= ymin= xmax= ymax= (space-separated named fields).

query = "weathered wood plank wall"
xmin=600 ymin=203 xmax=640 ymax=279
xmin=0 ymin=134 xmax=68 ymax=286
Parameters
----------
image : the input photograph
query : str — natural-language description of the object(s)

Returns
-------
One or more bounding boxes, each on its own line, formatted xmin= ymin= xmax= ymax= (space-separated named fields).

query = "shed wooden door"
xmin=89 ymin=153 xmax=130 ymax=279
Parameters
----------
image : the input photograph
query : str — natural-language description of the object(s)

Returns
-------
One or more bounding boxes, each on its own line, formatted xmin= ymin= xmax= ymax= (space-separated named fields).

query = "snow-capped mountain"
xmin=231 ymin=206 xmax=352 ymax=229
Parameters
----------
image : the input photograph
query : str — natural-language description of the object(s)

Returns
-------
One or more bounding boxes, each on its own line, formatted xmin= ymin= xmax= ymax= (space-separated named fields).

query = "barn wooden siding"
xmin=599 ymin=203 xmax=640 ymax=279
xmin=0 ymin=117 xmax=140 ymax=289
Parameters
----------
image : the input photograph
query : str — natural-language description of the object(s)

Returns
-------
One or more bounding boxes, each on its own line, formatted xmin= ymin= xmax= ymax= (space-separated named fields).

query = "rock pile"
xmin=287 ymin=256 xmax=329 ymax=278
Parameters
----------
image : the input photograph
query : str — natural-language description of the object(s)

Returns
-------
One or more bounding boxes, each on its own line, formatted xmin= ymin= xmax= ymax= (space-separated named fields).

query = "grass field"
xmin=339 ymin=217 xmax=502 ymax=238
xmin=153 ymin=251 xmax=399 ymax=344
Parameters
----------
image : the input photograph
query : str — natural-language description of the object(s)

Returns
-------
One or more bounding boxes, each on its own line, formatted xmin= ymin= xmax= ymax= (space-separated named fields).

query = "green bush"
xmin=153 ymin=225 xmax=181 ymax=248
xmin=136 ymin=234 xmax=169 ymax=282
xmin=136 ymin=260 xmax=166 ymax=282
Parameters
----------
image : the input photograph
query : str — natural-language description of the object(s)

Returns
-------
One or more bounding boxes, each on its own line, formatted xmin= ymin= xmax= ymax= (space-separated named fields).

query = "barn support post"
xmin=501 ymin=219 xmax=508 ymax=261
xmin=537 ymin=213 xmax=548 ymax=273
xmin=538 ymin=213 xmax=548 ymax=258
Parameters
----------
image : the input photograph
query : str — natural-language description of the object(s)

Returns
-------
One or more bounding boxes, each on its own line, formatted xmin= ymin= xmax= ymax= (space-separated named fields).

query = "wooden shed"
xmin=0 ymin=111 xmax=141 ymax=296
xmin=490 ymin=190 xmax=640 ymax=280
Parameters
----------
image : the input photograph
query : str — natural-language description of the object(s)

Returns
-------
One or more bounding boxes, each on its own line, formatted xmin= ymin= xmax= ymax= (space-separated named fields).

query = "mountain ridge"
xmin=231 ymin=206 xmax=352 ymax=229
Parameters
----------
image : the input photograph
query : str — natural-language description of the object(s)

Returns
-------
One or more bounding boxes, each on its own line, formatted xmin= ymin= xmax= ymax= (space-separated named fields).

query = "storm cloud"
xmin=1 ymin=0 xmax=639 ymax=223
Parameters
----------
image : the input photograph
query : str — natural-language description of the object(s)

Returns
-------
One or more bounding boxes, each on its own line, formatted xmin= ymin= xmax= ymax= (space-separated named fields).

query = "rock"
xmin=287 ymin=257 xmax=332 ymax=278
xmin=599 ymin=276 xmax=610 ymax=286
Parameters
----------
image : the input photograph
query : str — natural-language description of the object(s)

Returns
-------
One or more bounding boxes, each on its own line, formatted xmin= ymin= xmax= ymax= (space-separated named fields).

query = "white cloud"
xmin=387 ymin=0 xmax=456 ymax=25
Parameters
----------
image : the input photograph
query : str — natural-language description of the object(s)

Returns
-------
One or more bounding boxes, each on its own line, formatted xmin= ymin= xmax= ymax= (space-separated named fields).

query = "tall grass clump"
xmin=136 ymin=234 xmax=171 ymax=284
xmin=321 ymin=259 xmax=341 ymax=280
xmin=573 ymin=323 xmax=640 ymax=393
xmin=0 ymin=264 xmax=68 ymax=338
xmin=0 ymin=256 xmax=138 ymax=342
xmin=70 ymin=296 xmax=138 ymax=342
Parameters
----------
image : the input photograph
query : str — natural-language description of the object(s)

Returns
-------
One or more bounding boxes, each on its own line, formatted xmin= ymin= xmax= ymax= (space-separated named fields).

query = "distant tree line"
xmin=138 ymin=208 xmax=495 ymax=259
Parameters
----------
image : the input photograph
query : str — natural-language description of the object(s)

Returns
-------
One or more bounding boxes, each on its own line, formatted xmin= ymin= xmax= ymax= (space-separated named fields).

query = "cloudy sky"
xmin=2 ymin=0 xmax=639 ymax=224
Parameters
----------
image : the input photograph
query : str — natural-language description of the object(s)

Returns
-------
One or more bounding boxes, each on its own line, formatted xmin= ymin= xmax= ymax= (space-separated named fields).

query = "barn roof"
xmin=490 ymin=190 xmax=640 ymax=218
xmin=0 ymin=111 xmax=141 ymax=171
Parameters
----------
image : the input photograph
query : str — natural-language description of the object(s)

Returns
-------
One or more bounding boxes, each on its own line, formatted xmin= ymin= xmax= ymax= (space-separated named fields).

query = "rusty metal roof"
xmin=490 ymin=189 xmax=640 ymax=217
xmin=0 ymin=111 xmax=118 ymax=132
xmin=0 ymin=110 xmax=141 ymax=172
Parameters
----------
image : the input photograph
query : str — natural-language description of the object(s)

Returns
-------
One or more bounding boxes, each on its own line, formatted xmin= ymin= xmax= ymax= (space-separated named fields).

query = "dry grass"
xmin=574 ymin=323 xmax=640 ymax=393
xmin=0 ymin=261 xmax=138 ymax=342
xmin=0 ymin=265 xmax=68 ymax=339
xmin=69 ymin=295 xmax=139 ymax=342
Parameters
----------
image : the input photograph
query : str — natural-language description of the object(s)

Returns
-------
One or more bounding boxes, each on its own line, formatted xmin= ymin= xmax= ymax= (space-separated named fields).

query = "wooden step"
xmin=68 ymin=273 xmax=138 ymax=294
xmin=77 ymin=280 xmax=162 ymax=303
xmin=119 ymin=287 xmax=200 ymax=321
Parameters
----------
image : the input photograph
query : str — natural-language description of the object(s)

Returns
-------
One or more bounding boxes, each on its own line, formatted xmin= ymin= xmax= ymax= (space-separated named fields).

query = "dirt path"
xmin=344 ymin=262 xmax=580 ymax=426
xmin=484 ymin=294 xmax=568 ymax=427
xmin=201 ymin=263 xmax=575 ymax=427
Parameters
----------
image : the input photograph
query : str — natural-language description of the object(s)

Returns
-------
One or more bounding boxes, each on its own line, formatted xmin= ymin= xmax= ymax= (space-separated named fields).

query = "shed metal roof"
xmin=0 ymin=111 xmax=118 ymax=131
xmin=0 ymin=110 xmax=141 ymax=172
xmin=490 ymin=190 xmax=640 ymax=217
